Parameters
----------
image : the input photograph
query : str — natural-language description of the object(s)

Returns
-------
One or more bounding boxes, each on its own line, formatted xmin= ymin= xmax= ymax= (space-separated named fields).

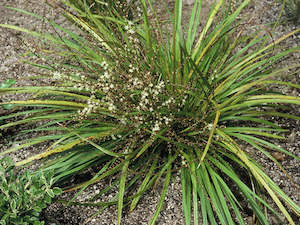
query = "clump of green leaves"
xmin=0 ymin=0 xmax=300 ymax=224
xmin=0 ymin=157 xmax=62 ymax=225
xmin=281 ymin=0 xmax=300 ymax=23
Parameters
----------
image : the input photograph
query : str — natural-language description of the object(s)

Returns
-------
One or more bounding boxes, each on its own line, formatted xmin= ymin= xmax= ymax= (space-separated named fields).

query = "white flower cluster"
xmin=152 ymin=120 xmax=161 ymax=132
xmin=124 ymin=20 xmax=140 ymax=52
xmin=128 ymin=63 xmax=138 ymax=73
xmin=105 ymin=96 xmax=117 ymax=112
xmin=71 ymin=60 xmax=119 ymax=118
xmin=129 ymin=77 xmax=143 ymax=89
xmin=180 ymin=94 xmax=188 ymax=107
xmin=95 ymin=61 xmax=116 ymax=94
xmin=78 ymin=95 xmax=100 ymax=119
xmin=124 ymin=21 xmax=135 ymax=35
xmin=125 ymin=64 xmax=143 ymax=92
xmin=161 ymin=96 xmax=175 ymax=107
xmin=150 ymin=113 xmax=173 ymax=134
xmin=162 ymin=116 xmax=172 ymax=125
xmin=137 ymin=81 xmax=165 ymax=112
xmin=153 ymin=81 xmax=165 ymax=95
xmin=206 ymin=123 xmax=213 ymax=130
xmin=52 ymin=71 xmax=93 ymax=92
xmin=132 ymin=79 xmax=175 ymax=133
xmin=52 ymin=71 xmax=63 ymax=80
xmin=74 ymin=73 xmax=94 ymax=91
xmin=101 ymin=61 xmax=109 ymax=70
xmin=120 ymin=118 xmax=127 ymax=125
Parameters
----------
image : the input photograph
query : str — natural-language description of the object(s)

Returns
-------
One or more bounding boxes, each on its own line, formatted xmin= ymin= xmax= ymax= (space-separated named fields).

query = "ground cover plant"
xmin=0 ymin=157 xmax=61 ymax=225
xmin=0 ymin=0 xmax=300 ymax=224
xmin=279 ymin=0 xmax=300 ymax=23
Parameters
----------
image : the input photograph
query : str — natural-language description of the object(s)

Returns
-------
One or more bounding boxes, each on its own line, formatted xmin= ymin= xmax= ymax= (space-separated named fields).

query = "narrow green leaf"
xmin=208 ymin=165 xmax=234 ymax=224
xmin=130 ymin=156 xmax=158 ymax=212
xmin=0 ymin=79 xmax=16 ymax=88
xmin=117 ymin=157 xmax=130 ymax=225
xmin=181 ymin=167 xmax=192 ymax=225
xmin=149 ymin=162 xmax=171 ymax=225
xmin=190 ymin=163 xmax=199 ymax=225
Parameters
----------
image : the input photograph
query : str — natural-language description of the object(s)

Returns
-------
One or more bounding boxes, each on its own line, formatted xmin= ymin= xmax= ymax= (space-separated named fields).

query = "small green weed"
xmin=0 ymin=79 xmax=16 ymax=110
xmin=0 ymin=157 xmax=62 ymax=225
xmin=279 ymin=0 xmax=300 ymax=23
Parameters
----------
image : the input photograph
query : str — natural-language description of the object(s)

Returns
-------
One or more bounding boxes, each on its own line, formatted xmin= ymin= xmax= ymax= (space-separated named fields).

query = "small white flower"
xmin=111 ymin=135 xmax=117 ymax=140
xmin=108 ymin=103 xmax=116 ymax=111
xmin=52 ymin=71 xmax=62 ymax=80
xmin=120 ymin=119 xmax=127 ymax=125
xmin=128 ymin=29 xmax=135 ymax=35
xmin=152 ymin=121 xmax=161 ymax=133
xmin=103 ymin=71 xmax=110 ymax=79
xmin=153 ymin=124 xmax=160 ymax=132
xmin=207 ymin=123 xmax=213 ymax=130
xmin=101 ymin=61 xmax=108 ymax=70
xmin=133 ymin=77 xmax=140 ymax=85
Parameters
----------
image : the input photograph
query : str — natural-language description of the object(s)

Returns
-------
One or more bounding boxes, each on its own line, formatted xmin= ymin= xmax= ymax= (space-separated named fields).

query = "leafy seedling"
xmin=0 ymin=79 xmax=16 ymax=110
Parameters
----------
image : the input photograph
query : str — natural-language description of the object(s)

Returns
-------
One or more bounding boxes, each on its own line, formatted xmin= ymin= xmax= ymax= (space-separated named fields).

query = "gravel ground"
xmin=0 ymin=0 xmax=299 ymax=224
